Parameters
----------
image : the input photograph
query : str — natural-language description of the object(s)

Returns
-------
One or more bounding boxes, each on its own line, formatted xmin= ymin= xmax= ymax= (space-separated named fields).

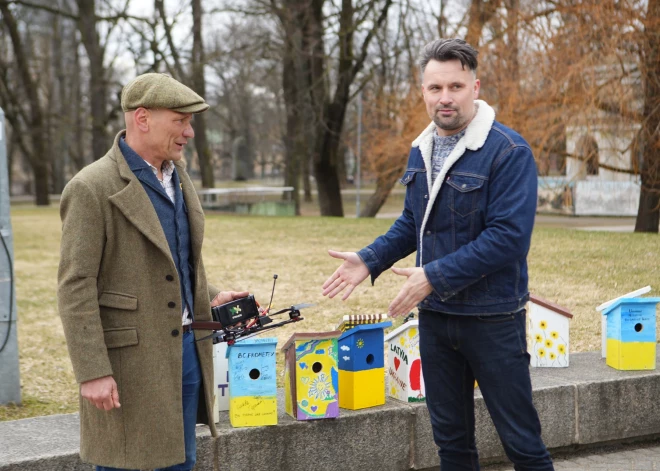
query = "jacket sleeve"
xmin=357 ymin=185 xmax=418 ymax=285
xmin=423 ymin=145 xmax=538 ymax=299
xmin=57 ymin=178 xmax=113 ymax=384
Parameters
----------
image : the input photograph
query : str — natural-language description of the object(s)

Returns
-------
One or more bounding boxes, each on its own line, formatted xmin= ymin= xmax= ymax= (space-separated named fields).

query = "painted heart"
xmin=394 ymin=357 xmax=401 ymax=370
xmin=311 ymin=405 xmax=318 ymax=412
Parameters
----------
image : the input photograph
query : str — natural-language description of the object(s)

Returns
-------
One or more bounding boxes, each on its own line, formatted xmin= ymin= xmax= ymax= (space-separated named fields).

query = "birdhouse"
xmin=602 ymin=297 xmax=660 ymax=370
xmin=212 ymin=342 xmax=230 ymax=423
xmin=336 ymin=314 xmax=389 ymax=332
xmin=226 ymin=337 xmax=278 ymax=427
xmin=527 ymin=294 xmax=573 ymax=367
xmin=384 ymin=320 xmax=425 ymax=403
xmin=338 ymin=321 xmax=392 ymax=410
xmin=281 ymin=331 xmax=341 ymax=420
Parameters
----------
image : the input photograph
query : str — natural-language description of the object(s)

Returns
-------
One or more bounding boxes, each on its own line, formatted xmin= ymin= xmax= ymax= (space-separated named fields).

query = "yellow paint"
xmin=284 ymin=365 xmax=292 ymax=417
xmin=606 ymin=338 xmax=656 ymax=370
xmin=339 ymin=368 xmax=385 ymax=410
xmin=295 ymin=351 xmax=337 ymax=418
xmin=229 ymin=396 xmax=277 ymax=427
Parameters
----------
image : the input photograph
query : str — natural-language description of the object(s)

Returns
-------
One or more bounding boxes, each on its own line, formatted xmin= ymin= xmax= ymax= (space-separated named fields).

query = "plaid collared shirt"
xmin=145 ymin=159 xmax=191 ymax=326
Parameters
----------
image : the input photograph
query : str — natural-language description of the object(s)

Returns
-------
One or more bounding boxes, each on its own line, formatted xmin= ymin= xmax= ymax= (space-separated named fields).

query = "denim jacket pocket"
xmin=447 ymin=175 xmax=485 ymax=217
xmin=399 ymin=168 xmax=426 ymax=186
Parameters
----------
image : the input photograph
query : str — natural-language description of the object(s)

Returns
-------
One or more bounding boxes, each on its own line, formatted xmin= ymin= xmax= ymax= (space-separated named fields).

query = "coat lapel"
xmin=107 ymin=140 xmax=174 ymax=263
xmin=175 ymin=161 xmax=204 ymax=263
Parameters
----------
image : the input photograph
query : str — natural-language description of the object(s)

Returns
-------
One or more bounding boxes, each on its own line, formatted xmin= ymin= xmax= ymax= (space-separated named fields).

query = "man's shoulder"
xmin=488 ymin=121 xmax=531 ymax=150
xmin=64 ymin=154 xmax=123 ymax=196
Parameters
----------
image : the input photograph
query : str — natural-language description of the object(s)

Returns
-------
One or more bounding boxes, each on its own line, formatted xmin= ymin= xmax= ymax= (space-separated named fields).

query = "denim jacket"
xmin=357 ymin=100 xmax=538 ymax=315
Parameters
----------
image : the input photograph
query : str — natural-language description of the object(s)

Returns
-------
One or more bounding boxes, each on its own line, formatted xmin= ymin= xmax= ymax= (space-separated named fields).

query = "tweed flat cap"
xmin=121 ymin=73 xmax=209 ymax=113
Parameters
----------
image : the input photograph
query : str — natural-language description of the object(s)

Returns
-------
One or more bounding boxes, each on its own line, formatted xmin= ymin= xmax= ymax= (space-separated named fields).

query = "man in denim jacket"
xmin=323 ymin=39 xmax=553 ymax=471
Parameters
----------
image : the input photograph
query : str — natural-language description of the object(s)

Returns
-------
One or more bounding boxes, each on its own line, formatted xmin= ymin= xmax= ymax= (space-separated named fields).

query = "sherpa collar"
xmin=414 ymin=100 xmax=496 ymax=263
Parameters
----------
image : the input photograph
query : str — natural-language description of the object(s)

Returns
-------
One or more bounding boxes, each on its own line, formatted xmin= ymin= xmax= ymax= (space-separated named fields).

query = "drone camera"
xmin=211 ymin=294 xmax=260 ymax=327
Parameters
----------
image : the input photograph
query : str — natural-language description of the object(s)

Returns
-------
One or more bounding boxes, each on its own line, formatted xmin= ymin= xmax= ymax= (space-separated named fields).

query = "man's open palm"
xmin=322 ymin=250 xmax=370 ymax=301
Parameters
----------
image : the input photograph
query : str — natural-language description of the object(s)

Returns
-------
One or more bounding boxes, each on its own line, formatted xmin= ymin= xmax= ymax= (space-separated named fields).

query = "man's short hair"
xmin=419 ymin=39 xmax=479 ymax=75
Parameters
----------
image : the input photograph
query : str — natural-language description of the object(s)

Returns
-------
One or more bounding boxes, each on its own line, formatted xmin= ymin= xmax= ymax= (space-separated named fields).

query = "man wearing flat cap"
xmin=58 ymin=73 xmax=247 ymax=470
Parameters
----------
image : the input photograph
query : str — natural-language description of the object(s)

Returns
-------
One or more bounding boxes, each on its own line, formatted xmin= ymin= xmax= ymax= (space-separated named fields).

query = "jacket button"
xmin=166 ymin=275 xmax=174 ymax=281
xmin=424 ymin=194 xmax=428 ymax=199
xmin=171 ymin=329 xmax=179 ymax=337
xmin=168 ymin=301 xmax=176 ymax=308
xmin=425 ymin=230 xmax=431 ymax=235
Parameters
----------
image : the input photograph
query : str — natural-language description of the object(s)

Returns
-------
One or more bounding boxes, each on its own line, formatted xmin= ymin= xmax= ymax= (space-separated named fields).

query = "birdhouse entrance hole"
xmin=312 ymin=362 xmax=323 ymax=373
xmin=635 ymin=323 xmax=643 ymax=332
xmin=366 ymin=354 xmax=374 ymax=365
xmin=249 ymin=368 xmax=260 ymax=380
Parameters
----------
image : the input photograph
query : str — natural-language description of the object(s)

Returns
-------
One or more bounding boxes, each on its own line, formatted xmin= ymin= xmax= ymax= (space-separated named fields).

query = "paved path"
xmin=482 ymin=440 xmax=660 ymax=470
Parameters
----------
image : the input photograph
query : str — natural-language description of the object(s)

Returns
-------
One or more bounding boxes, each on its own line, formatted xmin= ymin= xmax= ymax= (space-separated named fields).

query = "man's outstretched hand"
xmin=388 ymin=267 xmax=433 ymax=317
xmin=322 ymin=250 xmax=370 ymax=301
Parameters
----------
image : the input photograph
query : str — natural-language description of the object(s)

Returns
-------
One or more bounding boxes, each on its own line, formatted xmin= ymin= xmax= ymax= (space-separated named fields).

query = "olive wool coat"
xmin=58 ymin=131 xmax=220 ymax=469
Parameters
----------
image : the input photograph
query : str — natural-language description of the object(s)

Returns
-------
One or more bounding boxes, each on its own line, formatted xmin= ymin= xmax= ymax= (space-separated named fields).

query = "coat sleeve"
xmin=58 ymin=178 xmax=113 ymax=384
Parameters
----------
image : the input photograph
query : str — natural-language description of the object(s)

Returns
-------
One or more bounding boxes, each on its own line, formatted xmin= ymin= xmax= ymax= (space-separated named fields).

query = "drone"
xmin=192 ymin=275 xmax=311 ymax=345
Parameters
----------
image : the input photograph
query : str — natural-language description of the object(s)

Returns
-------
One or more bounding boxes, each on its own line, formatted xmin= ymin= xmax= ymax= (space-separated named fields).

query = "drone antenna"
xmin=266 ymin=274 xmax=278 ymax=313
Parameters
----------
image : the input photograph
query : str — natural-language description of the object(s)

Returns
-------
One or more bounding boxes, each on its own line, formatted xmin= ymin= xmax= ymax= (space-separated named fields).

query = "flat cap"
xmin=121 ymin=73 xmax=209 ymax=114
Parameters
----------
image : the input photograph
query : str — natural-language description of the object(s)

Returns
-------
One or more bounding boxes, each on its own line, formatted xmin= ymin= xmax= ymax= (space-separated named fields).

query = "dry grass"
xmin=1 ymin=204 xmax=658 ymax=421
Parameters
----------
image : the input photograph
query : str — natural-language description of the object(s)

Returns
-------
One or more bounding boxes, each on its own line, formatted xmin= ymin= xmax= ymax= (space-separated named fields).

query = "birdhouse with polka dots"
xmin=527 ymin=295 xmax=573 ymax=367
xmin=338 ymin=320 xmax=392 ymax=410
xmin=384 ymin=319 xmax=425 ymax=403
xmin=602 ymin=297 xmax=660 ymax=370
xmin=281 ymin=331 xmax=341 ymax=420
xmin=226 ymin=337 xmax=278 ymax=427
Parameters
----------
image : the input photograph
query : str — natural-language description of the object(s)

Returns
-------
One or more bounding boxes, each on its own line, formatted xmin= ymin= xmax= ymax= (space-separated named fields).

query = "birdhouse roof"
xmin=602 ymin=297 xmax=660 ymax=316
xmin=281 ymin=330 xmax=341 ymax=352
xmin=529 ymin=294 xmax=574 ymax=319
xmin=338 ymin=321 xmax=392 ymax=341
xmin=384 ymin=320 xmax=419 ymax=342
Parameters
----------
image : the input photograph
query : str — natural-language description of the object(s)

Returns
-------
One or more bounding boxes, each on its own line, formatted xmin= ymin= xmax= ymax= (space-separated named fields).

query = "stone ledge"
xmin=2 ymin=351 xmax=660 ymax=471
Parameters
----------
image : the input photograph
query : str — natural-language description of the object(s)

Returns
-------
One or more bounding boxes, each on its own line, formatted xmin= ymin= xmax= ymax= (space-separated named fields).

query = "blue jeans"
xmin=419 ymin=309 xmax=553 ymax=471
xmin=97 ymin=330 xmax=201 ymax=471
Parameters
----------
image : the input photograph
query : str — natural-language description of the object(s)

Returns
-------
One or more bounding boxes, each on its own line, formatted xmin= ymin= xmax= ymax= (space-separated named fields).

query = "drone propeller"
xmin=269 ymin=303 xmax=315 ymax=316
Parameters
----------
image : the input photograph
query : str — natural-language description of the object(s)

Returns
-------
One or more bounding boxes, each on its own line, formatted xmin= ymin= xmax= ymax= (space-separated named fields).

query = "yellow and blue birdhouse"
xmin=603 ymin=297 xmax=660 ymax=370
xmin=282 ymin=331 xmax=341 ymax=420
xmin=338 ymin=321 xmax=392 ymax=410
xmin=227 ymin=337 xmax=278 ymax=427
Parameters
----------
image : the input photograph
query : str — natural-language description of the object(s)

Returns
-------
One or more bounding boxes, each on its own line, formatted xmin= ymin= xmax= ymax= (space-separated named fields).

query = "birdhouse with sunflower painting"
xmin=602 ymin=297 xmax=660 ymax=370
xmin=227 ymin=337 xmax=278 ymax=427
xmin=384 ymin=319 xmax=425 ymax=403
xmin=281 ymin=331 xmax=341 ymax=420
xmin=338 ymin=321 xmax=392 ymax=410
xmin=527 ymin=295 xmax=573 ymax=367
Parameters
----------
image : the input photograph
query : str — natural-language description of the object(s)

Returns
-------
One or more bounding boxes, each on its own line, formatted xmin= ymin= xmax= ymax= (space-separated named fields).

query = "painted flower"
xmin=558 ymin=344 xmax=566 ymax=354
xmin=400 ymin=337 xmax=406 ymax=346
xmin=545 ymin=339 xmax=553 ymax=348
xmin=539 ymin=320 xmax=548 ymax=330
xmin=534 ymin=334 xmax=543 ymax=343
xmin=357 ymin=338 xmax=365 ymax=348
xmin=308 ymin=373 xmax=333 ymax=400
xmin=549 ymin=352 xmax=557 ymax=360
xmin=550 ymin=331 xmax=559 ymax=339
xmin=538 ymin=348 xmax=546 ymax=358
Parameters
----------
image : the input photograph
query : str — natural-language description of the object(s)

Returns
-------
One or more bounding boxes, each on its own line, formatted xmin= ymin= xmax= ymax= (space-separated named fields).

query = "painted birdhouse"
xmin=527 ymin=294 xmax=573 ymax=367
xmin=338 ymin=321 xmax=392 ymax=410
xmin=602 ymin=297 xmax=660 ymax=370
xmin=384 ymin=320 xmax=425 ymax=403
xmin=212 ymin=342 xmax=230 ymax=423
xmin=226 ymin=337 xmax=278 ymax=427
xmin=281 ymin=331 xmax=341 ymax=420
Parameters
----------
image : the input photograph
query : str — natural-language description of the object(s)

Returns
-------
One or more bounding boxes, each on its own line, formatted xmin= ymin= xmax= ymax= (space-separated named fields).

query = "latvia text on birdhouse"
xmin=527 ymin=294 xmax=573 ymax=367
xmin=338 ymin=320 xmax=392 ymax=410
xmin=281 ymin=331 xmax=341 ymax=420
xmin=212 ymin=342 xmax=229 ymax=423
xmin=226 ymin=337 xmax=278 ymax=427
xmin=384 ymin=320 xmax=425 ymax=403
xmin=602 ymin=297 xmax=660 ymax=370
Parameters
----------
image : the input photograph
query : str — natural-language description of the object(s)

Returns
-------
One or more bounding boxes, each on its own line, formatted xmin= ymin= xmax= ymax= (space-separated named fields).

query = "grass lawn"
xmin=1 ymin=204 xmax=658 ymax=421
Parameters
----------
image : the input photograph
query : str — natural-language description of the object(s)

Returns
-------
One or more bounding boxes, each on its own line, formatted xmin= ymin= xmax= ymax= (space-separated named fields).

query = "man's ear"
xmin=133 ymin=108 xmax=150 ymax=133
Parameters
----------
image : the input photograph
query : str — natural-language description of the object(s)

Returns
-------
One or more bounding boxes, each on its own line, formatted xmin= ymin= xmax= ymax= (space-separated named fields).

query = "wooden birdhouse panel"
xmin=227 ymin=337 xmax=278 ymax=427
xmin=527 ymin=298 xmax=572 ymax=367
xmin=212 ymin=342 xmax=229 ymax=423
xmin=385 ymin=321 xmax=425 ymax=403
xmin=282 ymin=331 xmax=340 ymax=421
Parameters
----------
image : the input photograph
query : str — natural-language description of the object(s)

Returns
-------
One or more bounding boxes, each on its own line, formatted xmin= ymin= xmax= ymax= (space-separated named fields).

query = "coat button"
xmin=425 ymin=230 xmax=431 ymax=235
xmin=171 ymin=329 xmax=179 ymax=337
xmin=168 ymin=301 xmax=176 ymax=308
xmin=166 ymin=275 xmax=174 ymax=281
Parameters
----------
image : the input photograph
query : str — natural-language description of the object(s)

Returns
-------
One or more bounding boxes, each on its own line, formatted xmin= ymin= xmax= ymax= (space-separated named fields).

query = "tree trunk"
xmin=466 ymin=0 xmax=502 ymax=47
xmin=360 ymin=175 xmax=398 ymax=218
xmin=282 ymin=43 xmax=302 ymax=214
xmin=77 ymin=0 xmax=108 ymax=161
xmin=191 ymin=0 xmax=214 ymax=188
xmin=635 ymin=0 xmax=660 ymax=232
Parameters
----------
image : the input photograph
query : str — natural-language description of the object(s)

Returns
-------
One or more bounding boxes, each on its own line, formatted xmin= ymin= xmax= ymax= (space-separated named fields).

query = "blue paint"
xmin=331 ymin=366 xmax=339 ymax=393
xmin=338 ymin=321 xmax=392 ymax=372
xmin=604 ymin=298 xmax=660 ymax=343
xmin=227 ymin=337 xmax=277 ymax=398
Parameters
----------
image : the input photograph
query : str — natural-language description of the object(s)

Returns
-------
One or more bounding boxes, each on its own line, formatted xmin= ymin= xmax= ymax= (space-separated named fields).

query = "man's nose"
xmin=438 ymin=90 xmax=452 ymax=105
xmin=183 ymin=123 xmax=195 ymax=138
